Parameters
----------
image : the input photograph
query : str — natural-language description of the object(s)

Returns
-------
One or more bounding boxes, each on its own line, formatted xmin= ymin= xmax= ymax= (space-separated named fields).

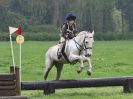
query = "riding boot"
xmin=58 ymin=43 xmax=64 ymax=59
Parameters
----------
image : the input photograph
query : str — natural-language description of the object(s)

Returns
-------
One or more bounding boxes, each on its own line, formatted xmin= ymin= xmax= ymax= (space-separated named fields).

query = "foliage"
xmin=0 ymin=0 xmax=133 ymax=40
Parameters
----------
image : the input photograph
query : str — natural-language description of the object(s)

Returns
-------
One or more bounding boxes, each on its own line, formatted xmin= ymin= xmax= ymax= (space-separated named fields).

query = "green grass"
xmin=0 ymin=41 xmax=133 ymax=99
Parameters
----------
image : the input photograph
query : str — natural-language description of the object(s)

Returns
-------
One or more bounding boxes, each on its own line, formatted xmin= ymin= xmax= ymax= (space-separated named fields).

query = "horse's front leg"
xmin=69 ymin=55 xmax=84 ymax=73
xmin=77 ymin=58 xmax=84 ymax=73
xmin=87 ymin=57 xmax=92 ymax=75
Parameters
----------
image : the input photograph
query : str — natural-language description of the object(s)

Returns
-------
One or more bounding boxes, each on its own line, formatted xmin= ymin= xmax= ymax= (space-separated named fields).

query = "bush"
xmin=0 ymin=32 xmax=59 ymax=41
xmin=95 ymin=32 xmax=129 ymax=40
xmin=0 ymin=31 xmax=133 ymax=41
xmin=24 ymin=32 xmax=59 ymax=41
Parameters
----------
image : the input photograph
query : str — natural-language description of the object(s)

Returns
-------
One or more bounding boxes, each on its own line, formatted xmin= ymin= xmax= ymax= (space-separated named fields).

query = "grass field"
xmin=0 ymin=41 xmax=133 ymax=99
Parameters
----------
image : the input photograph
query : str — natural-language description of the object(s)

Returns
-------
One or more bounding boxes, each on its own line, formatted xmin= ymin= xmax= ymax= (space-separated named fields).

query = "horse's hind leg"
xmin=55 ymin=63 xmax=63 ymax=80
xmin=44 ymin=66 xmax=53 ymax=80
xmin=44 ymin=59 xmax=54 ymax=80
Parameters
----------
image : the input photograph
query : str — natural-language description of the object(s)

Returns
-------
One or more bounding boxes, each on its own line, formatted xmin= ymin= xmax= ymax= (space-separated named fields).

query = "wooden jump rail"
xmin=0 ymin=66 xmax=27 ymax=99
xmin=21 ymin=76 xmax=133 ymax=95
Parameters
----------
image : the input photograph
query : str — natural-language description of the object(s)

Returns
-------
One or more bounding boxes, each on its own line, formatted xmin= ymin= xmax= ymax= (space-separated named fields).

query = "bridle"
xmin=73 ymin=33 xmax=93 ymax=52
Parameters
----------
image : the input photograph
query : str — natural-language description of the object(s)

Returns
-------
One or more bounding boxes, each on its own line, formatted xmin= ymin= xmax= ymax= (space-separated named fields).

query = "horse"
xmin=44 ymin=31 xmax=94 ymax=80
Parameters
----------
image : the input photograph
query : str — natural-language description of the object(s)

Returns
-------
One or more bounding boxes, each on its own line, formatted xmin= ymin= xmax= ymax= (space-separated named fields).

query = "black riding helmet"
xmin=66 ymin=12 xmax=76 ymax=21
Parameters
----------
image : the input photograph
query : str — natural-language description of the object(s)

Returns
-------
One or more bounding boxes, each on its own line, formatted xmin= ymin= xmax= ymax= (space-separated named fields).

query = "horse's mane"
xmin=79 ymin=31 xmax=94 ymax=36
xmin=77 ymin=31 xmax=88 ymax=37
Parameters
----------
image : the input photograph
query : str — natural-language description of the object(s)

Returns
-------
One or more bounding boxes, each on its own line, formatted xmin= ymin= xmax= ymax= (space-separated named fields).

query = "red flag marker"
xmin=16 ymin=26 xmax=22 ymax=35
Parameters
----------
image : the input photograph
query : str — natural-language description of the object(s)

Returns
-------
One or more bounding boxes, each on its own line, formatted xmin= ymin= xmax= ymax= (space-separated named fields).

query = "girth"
xmin=61 ymin=41 xmax=71 ymax=63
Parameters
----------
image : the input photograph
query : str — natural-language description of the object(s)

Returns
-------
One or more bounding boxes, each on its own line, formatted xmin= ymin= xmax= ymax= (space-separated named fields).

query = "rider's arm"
xmin=61 ymin=24 xmax=69 ymax=39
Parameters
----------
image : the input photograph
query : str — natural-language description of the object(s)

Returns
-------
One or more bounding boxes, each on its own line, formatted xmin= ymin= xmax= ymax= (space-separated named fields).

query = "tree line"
xmin=0 ymin=0 xmax=133 ymax=40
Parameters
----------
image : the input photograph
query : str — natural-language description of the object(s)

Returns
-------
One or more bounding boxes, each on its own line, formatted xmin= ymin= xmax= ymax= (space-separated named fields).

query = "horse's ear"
xmin=92 ymin=30 xmax=94 ymax=35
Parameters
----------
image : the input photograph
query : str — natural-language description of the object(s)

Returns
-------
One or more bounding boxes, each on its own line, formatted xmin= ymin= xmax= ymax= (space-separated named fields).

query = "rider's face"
xmin=68 ymin=20 xmax=75 ymax=26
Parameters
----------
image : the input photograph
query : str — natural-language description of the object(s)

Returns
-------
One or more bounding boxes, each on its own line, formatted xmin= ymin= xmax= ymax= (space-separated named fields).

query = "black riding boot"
xmin=58 ymin=43 xmax=64 ymax=59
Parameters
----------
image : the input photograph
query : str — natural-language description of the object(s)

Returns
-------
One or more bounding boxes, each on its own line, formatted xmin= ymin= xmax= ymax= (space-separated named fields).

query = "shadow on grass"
xmin=22 ymin=87 xmax=133 ymax=99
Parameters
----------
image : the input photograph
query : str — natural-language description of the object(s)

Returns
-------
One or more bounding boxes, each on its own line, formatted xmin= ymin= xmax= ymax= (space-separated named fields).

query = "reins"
xmin=73 ymin=34 xmax=88 ymax=50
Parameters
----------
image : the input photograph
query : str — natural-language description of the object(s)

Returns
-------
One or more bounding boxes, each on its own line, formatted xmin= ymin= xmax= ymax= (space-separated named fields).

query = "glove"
xmin=68 ymin=32 xmax=74 ymax=39
xmin=64 ymin=32 xmax=69 ymax=39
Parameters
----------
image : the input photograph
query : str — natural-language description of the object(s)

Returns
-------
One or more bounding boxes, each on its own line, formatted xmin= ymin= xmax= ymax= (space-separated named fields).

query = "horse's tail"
xmin=45 ymin=47 xmax=53 ymax=60
xmin=44 ymin=47 xmax=54 ymax=72
xmin=44 ymin=45 xmax=59 ymax=70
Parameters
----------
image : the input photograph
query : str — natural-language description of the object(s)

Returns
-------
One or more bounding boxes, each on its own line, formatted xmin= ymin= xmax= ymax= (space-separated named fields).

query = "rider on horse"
xmin=58 ymin=12 xmax=78 ymax=59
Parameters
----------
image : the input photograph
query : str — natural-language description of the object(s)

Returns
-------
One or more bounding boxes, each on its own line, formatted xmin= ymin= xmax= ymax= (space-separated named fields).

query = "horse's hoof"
xmin=77 ymin=70 xmax=81 ymax=74
xmin=87 ymin=71 xmax=91 ymax=76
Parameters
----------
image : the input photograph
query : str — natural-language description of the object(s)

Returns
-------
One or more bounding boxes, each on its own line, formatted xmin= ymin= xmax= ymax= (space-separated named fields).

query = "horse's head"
xmin=75 ymin=31 xmax=94 ymax=57
xmin=83 ymin=31 xmax=94 ymax=57
xmin=74 ymin=31 xmax=94 ymax=57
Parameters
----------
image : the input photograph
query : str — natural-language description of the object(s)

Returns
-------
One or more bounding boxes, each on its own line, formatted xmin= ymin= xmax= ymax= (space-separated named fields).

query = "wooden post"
xmin=123 ymin=78 xmax=133 ymax=93
xmin=10 ymin=66 xmax=21 ymax=95
xmin=43 ymin=83 xmax=55 ymax=95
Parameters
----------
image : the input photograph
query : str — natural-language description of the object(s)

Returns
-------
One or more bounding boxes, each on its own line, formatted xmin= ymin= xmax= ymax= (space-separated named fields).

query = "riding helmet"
xmin=66 ymin=12 xmax=76 ymax=21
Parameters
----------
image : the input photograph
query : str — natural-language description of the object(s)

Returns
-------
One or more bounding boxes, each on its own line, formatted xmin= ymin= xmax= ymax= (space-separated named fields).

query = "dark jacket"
xmin=60 ymin=23 xmax=78 ymax=39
